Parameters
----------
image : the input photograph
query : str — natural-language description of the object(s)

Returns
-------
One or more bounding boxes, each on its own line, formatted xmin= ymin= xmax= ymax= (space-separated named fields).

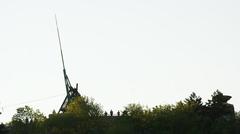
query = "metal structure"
xmin=55 ymin=15 xmax=81 ymax=113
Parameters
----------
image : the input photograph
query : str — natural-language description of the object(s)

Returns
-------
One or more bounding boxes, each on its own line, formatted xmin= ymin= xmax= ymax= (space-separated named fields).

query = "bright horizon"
xmin=0 ymin=0 xmax=240 ymax=123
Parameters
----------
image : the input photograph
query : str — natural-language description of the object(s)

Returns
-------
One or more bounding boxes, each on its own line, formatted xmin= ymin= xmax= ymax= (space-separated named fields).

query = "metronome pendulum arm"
xmin=55 ymin=15 xmax=80 ymax=113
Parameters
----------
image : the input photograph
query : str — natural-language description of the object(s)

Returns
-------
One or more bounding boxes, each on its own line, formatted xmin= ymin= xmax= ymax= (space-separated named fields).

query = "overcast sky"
xmin=0 ymin=0 xmax=240 ymax=122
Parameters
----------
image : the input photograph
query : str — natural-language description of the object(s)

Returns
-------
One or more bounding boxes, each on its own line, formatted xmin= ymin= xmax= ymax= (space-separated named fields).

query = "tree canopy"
xmin=12 ymin=105 xmax=46 ymax=123
xmin=66 ymin=96 xmax=103 ymax=118
xmin=1 ymin=90 xmax=238 ymax=134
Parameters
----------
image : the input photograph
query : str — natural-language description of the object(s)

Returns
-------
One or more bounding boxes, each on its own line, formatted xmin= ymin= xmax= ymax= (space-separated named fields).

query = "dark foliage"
xmin=3 ymin=90 xmax=240 ymax=134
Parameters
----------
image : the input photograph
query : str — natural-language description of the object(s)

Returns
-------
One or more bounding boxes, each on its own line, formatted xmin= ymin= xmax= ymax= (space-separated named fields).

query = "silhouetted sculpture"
xmin=205 ymin=90 xmax=235 ymax=120
xmin=55 ymin=16 xmax=81 ymax=113
xmin=110 ymin=110 xmax=113 ymax=116
xmin=221 ymin=95 xmax=235 ymax=120
xmin=117 ymin=111 xmax=120 ymax=116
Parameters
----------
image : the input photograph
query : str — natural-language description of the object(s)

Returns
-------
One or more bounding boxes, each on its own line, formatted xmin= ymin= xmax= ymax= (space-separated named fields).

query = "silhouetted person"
xmin=30 ymin=119 xmax=33 ymax=124
xmin=104 ymin=111 xmax=108 ymax=116
xmin=117 ymin=111 xmax=120 ymax=116
xmin=110 ymin=110 xmax=113 ymax=116
xmin=25 ymin=118 xmax=29 ymax=124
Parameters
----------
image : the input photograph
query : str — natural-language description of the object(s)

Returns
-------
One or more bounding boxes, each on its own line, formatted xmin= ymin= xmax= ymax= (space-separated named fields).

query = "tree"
xmin=10 ymin=106 xmax=46 ymax=134
xmin=12 ymin=105 xmax=46 ymax=123
xmin=0 ymin=123 xmax=8 ymax=134
xmin=124 ymin=104 xmax=145 ymax=118
xmin=46 ymin=96 xmax=104 ymax=134
xmin=185 ymin=92 xmax=202 ymax=107
xmin=66 ymin=96 xmax=103 ymax=118
xmin=123 ymin=104 xmax=147 ymax=133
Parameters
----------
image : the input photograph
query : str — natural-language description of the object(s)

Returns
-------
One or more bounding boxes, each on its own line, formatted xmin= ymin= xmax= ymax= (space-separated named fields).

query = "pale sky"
xmin=0 ymin=0 xmax=240 ymax=122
